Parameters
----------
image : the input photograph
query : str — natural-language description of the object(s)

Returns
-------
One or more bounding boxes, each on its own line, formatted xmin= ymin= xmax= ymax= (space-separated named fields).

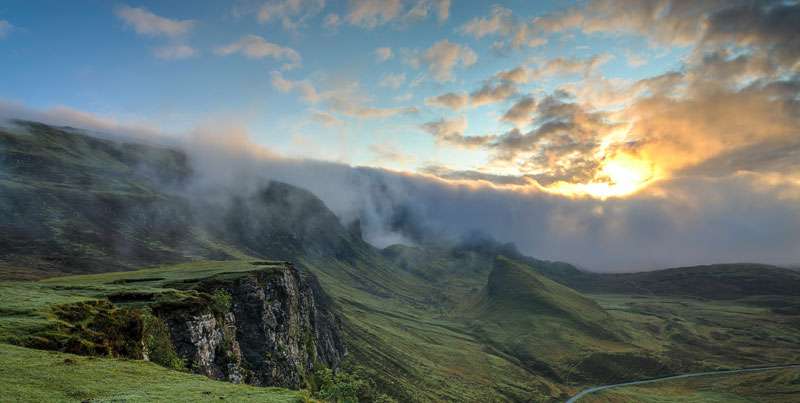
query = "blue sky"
xmin=0 ymin=1 xmax=687 ymax=175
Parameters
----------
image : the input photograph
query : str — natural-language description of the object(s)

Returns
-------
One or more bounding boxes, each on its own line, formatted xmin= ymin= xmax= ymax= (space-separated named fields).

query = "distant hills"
xmin=537 ymin=262 xmax=800 ymax=300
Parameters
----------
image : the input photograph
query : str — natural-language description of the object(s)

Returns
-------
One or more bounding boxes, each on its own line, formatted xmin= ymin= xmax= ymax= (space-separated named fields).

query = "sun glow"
xmin=545 ymin=154 xmax=658 ymax=199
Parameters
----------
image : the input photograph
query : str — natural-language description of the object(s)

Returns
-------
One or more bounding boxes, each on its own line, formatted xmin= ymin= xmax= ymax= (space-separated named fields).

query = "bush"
xmin=314 ymin=367 xmax=395 ymax=403
xmin=142 ymin=313 xmax=185 ymax=371
xmin=209 ymin=290 xmax=232 ymax=317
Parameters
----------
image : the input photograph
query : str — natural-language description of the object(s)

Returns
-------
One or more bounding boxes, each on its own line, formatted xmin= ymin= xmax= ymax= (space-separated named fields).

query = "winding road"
xmin=566 ymin=364 xmax=800 ymax=402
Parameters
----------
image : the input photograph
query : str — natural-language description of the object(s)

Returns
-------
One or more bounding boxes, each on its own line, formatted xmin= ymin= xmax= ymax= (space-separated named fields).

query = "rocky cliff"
xmin=18 ymin=261 xmax=345 ymax=391
xmin=153 ymin=262 xmax=346 ymax=389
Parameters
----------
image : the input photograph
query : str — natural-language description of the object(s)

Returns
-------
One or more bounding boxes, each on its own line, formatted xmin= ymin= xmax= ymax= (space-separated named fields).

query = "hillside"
xmin=538 ymin=263 xmax=800 ymax=300
xmin=2 ymin=122 xmax=800 ymax=401
xmin=0 ymin=121 xmax=371 ymax=279
xmin=479 ymin=257 xmax=616 ymax=335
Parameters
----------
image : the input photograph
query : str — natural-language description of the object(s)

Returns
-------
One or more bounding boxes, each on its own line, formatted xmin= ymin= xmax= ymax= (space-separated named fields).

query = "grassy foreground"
xmin=0 ymin=343 xmax=304 ymax=402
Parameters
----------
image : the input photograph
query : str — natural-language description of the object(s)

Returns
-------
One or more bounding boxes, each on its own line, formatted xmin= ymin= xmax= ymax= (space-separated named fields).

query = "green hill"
xmin=480 ymin=256 xmax=615 ymax=333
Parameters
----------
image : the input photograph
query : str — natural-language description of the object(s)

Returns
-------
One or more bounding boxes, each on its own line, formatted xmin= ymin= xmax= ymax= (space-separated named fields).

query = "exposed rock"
xmin=156 ymin=263 xmax=346 ymax=389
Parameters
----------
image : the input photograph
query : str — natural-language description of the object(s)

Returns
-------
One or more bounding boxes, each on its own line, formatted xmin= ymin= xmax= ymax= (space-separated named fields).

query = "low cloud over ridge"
xmin=3 ymin=101 xmax=799 ymax=271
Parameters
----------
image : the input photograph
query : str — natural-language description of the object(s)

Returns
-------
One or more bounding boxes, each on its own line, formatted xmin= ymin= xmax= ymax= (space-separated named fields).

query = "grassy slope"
xmin=0 ymin=343 xmax=303 ymax=403
xmin=302 ymin=256 xmax=568 ymax=402
xmin=0 ymin=261 xmax=308 ymax=402
xmin=469 ymin=257 xmax=633 ymax=384
xmin=582 ymin=367 xmax=800 ymax=403
xmin=0 ymin=260 xmax=288 ymax=344
xmin=593 ymin=294 xmax=800 ymax=372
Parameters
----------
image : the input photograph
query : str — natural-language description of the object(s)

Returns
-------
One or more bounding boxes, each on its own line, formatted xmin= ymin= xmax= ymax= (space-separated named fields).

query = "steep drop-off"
xmin=6 ymin=261 xmax=346 ymax=390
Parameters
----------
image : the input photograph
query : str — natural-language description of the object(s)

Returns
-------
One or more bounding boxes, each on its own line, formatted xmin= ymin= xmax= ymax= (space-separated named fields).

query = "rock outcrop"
xmin=154 ymin=263 xmax=346 ymax=389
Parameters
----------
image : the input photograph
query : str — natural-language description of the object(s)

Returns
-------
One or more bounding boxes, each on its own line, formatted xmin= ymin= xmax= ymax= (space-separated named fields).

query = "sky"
xmin=1 ymin=1 xmax=799 ymax=270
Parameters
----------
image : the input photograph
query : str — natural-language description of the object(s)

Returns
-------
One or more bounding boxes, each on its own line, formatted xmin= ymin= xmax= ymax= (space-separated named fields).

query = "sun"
xmin=545 ymin=154 xmax=657 ymax=199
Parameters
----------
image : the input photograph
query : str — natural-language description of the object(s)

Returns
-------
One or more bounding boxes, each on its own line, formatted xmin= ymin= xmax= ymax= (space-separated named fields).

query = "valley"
xmin=1 ymin=122 xmax=799 ymax=402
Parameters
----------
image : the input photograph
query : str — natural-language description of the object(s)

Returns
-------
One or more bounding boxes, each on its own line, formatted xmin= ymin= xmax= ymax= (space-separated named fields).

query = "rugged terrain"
xmin=1 ymin=122 xmax=799 ymax=401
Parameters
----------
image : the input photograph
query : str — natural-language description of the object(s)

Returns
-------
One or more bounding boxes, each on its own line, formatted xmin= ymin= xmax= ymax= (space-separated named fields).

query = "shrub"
xmin=209 ymin=290 xmax=232 ymax=317
xmin=142 ymin=313 xmax=185 ymax=371
xmin=314 ymin=367 xmax=395 ymax=403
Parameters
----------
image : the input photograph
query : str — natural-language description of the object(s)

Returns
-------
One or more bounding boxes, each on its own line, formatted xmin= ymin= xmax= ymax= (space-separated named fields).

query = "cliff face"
xmin=155 ymin=263 xmax=346 ymax=389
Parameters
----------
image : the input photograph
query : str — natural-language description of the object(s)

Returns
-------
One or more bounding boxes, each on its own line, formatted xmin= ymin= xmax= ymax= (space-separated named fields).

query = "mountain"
xmin=0 ymin=121 xmax=372 ymax=279
xmin=0 ymin=121 xmax=212 ymax=278
xmin=2 ymin=122 xmax=800 ymax=402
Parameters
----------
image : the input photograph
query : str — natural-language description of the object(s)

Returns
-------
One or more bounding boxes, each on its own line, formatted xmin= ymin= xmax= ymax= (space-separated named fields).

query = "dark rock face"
xmin=158 ymin=265 xmax=346 ymax=389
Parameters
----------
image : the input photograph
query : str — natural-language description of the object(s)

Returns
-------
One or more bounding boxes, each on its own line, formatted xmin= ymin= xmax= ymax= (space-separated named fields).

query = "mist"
xmin=3 ymin=105 xmax=800 ymax=272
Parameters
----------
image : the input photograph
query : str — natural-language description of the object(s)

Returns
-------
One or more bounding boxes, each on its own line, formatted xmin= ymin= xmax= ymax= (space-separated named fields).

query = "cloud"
xmin=500 ymin=96 xmax=536 ymax=127
xmin=425 ymin=81 xmax=522 ymax=111
xmin=369 ymin=143 xmax=415 ymax=164
xmin=433 ymin=0 xmax=450 ymax=22
xmin=701 ymin=2 xmax=800 ymax=69
xmin=116 ymin=5 xmax=194 ymax=37
xmin=0 ymin=99 xmax=166 ymax=141
xmin=153 ymin=44 xmax=198 ymax=60
xmin=424 ymin=0 xmax=800 ymax=197
xmin=310 ymin=110 xmax=344 ymax=127
xmin=379 ymin=73 xmax=406 ymax=89
xmin=346 ymin=0 xmax=403 ymax=28
xmin=421 ymin=116 xmax=494 ymax=148
xmin=0 ymin=20 xmax=12 ymax=39
xmin=375 ymin=47 xmax=393 ymax=62
xmin=501 ymin=54 xmax=613 ymax=84
xmin=534 ymin=0 xmax=800 ymax=60
xmin=534 ymin=0 xmax=712 ymax=45
xmin=331 ymin=103 xmax=418 ymax=119
xmin=323 ymin=13 xmax=341 ymax=29
xmin=625 ymin=51 xmax=646 ymax=67
xmin=270 ymin=72 xmax=417 ymax=119
xmin=470 ymin=81 xmax=517 ymax=107
xmin=4 ymin=100 xmax=800 ymax=271
xmin=256 ymin=0 xmax=326 ymax=31
xmin=495 ymin=66 xmax=529 ymax=84
xmin=425 ymin=92 xmax=469 ymax=110
xmin=344 ymin=0 xmax=449 ymax=28
xmin=321 ymin=80 xmax=418 ymax=118
xmin=270 ymin=71 xmax=320 ymax=103
xmin=459 ymin=5 xmax=513 ymax=38
xmin=421 ymin=40 xmax=477 ymax=82
xmin=403 ymin=0 xmax=450 ymax=23
xmin=460 ymin=5 xmax=547 ymax=51
xmin=421 ymin=91 xmax=618 ymax=187
xmin=216 ymin=35 xmax=301 ymax=69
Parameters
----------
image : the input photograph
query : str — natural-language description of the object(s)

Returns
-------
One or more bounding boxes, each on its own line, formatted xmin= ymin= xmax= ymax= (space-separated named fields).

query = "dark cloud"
xmin=702 ymin=2 xmax=800 ymax=68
